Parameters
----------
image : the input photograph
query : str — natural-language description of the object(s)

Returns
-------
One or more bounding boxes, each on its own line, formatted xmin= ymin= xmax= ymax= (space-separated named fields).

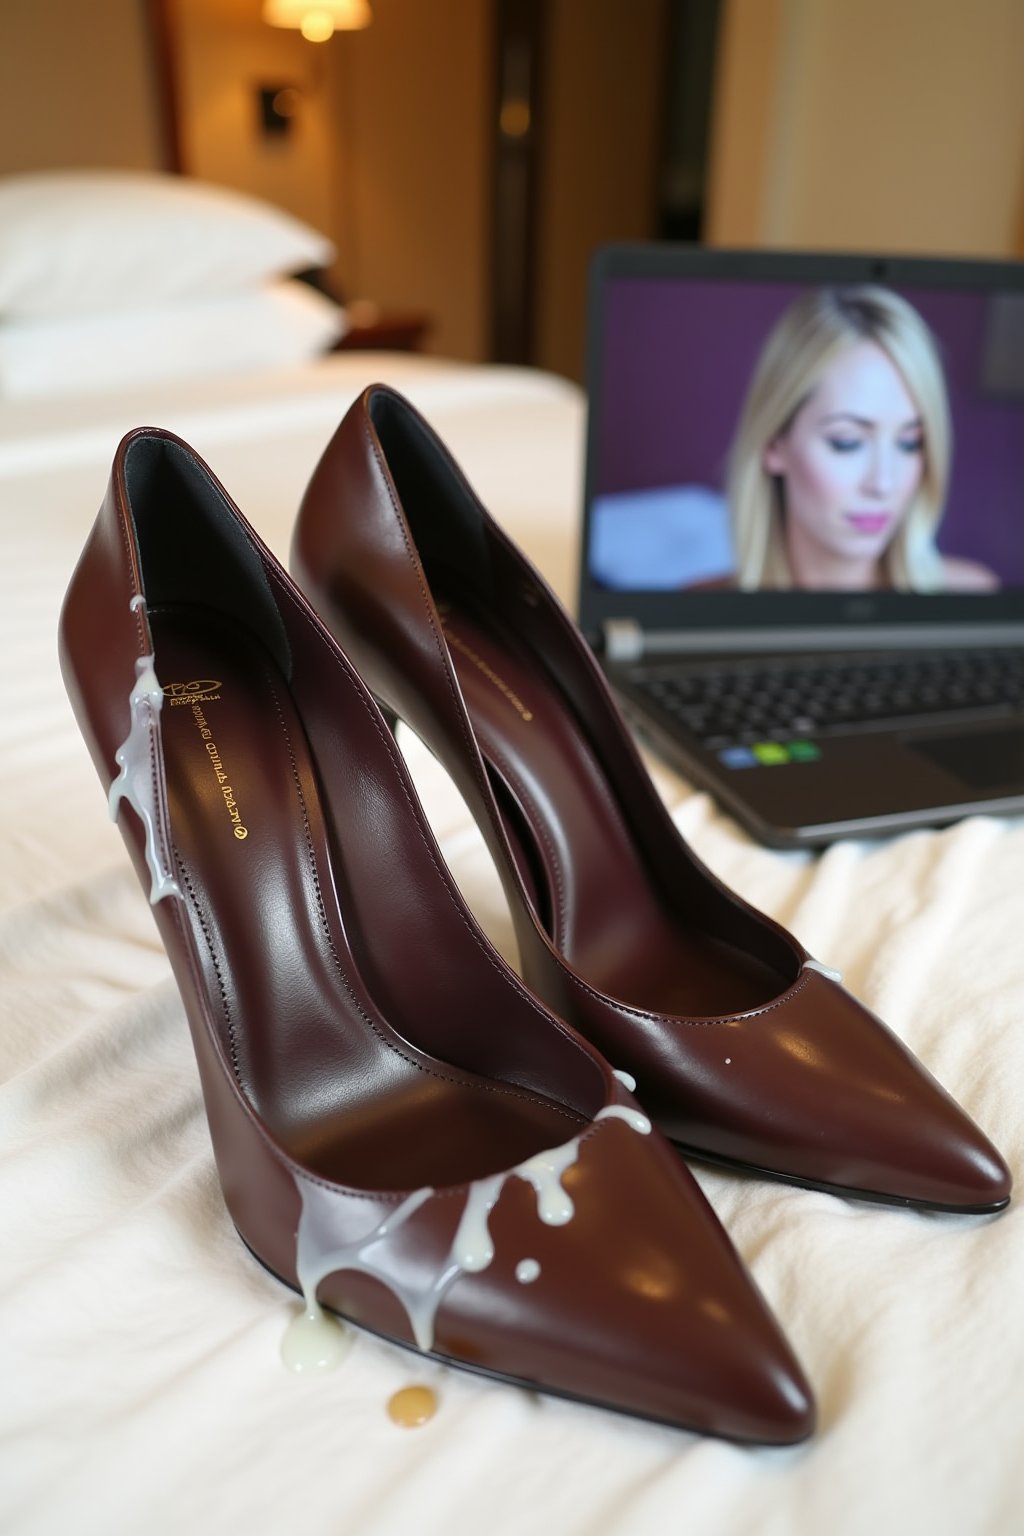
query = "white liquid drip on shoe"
xmin=596 ymin=1104 xmax=650 ymax=1135
xmin=285 ymin=1101 xmax=651 ymax=1369
xmin=108 ymin=598 xmax=181 ymax=904
xmin=803 ymin=957 xmax=843 ymax=984
xmin=613 ymin=1068 xmax=636 ymax=1091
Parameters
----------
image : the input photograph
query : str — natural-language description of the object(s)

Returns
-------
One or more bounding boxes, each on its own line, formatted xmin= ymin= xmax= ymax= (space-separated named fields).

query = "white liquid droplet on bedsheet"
xmin=281 ymin=1303 xmax=352 ymax=1372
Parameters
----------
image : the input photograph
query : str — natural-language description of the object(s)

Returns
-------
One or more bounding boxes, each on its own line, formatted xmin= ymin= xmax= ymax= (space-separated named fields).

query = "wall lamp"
xmin=262 ymin=0 xmax=373 ymax=43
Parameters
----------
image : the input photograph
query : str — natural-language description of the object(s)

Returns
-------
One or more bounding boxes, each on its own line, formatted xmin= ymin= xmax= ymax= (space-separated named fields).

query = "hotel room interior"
xmin=3 ymin=1 xmax=1023 ymax=1531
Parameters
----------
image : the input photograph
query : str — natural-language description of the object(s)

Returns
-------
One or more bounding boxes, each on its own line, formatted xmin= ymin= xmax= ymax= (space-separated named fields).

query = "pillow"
xmin=0 ymin=171 xmax=337 ymax=319
xmin=0 ymin=280 xmax=346 ymax=399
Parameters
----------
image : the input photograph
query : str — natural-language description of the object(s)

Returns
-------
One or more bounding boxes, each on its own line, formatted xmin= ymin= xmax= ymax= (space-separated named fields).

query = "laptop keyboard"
xmin=631 ymin=648 xmax=1024 ymax=752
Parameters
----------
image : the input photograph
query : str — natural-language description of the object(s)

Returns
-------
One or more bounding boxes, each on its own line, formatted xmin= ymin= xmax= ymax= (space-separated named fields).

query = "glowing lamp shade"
xmin=263 ymin=0 xmax=372 ymax=42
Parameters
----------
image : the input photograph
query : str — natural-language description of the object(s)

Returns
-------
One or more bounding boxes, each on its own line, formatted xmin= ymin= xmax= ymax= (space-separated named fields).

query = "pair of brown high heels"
xmin=60 ymin=386 xmax=1010 ymax=1444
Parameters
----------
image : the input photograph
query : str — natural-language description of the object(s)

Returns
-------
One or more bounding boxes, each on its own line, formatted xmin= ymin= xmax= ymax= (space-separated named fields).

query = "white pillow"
xmin=0 ymin=171 xmax=337 ymax=319
xmin=0 ymin=280 xmax=346 ymax=399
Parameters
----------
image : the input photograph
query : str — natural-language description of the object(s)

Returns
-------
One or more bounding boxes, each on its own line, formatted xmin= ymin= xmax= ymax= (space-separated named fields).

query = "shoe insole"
xmin=150 ymin=604 xmax=582 ymax=1190
xmin=440 ymin=606 xmax=788 ymax=1017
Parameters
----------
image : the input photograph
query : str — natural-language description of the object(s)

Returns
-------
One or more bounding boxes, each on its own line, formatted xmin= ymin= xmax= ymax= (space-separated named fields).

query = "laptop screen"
xmin=581 ymin=248 xmax=1024 ymax=637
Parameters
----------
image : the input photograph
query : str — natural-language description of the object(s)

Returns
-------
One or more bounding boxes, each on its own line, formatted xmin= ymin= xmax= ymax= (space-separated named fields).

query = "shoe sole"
xmin=671 ymin=1140 xmax=1011 ymax=1215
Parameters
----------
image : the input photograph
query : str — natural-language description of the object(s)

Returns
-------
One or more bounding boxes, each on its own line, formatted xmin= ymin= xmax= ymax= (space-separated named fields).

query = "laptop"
xmin=579 ymin=245 xmax=1024 ymax=848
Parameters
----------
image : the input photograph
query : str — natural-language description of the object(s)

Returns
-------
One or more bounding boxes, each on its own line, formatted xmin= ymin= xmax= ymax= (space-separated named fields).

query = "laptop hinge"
xmin=605 ymin=622 xmax=1024 ymax=657
xmin=602 ymin=618 xmax=645 ymax=662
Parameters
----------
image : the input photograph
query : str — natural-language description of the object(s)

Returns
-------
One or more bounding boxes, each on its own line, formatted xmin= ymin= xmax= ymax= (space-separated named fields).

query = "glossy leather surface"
xmin=292 ymin=385 xmax=1012 ymax=1213
xmin=59 ymin=426 xmax=814 ymax=1441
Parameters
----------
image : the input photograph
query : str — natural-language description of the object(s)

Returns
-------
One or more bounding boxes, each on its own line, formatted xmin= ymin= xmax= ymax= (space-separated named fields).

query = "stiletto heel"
xmin=59 ymin=425 xmax=814 ymax=1442
xmin=293 ymin=384 xmax=1011 ymax=1214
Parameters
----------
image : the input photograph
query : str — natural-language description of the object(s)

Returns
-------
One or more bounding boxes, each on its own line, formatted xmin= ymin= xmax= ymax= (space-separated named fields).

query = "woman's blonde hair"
xmin=726 ymin=286 xmax=951 ymax=589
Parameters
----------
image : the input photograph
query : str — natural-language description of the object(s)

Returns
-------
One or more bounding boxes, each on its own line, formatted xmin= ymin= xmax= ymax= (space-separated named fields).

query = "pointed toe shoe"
xmin=58 ymin=425 xmax=814 ymax=1440
xmin=291 ymin=384 xmax=1011 ymax=1215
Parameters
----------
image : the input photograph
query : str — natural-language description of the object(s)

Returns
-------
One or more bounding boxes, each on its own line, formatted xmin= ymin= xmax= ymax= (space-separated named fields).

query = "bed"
xmin=2 ymin=179 xmax=1021 ymax=1536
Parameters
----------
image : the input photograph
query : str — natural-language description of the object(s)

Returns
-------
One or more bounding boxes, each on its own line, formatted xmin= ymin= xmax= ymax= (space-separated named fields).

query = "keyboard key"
xmin=752 ymin=742 xmax=790 ymax=765
xmin=718 ymin=745 xmax=758 ymax=769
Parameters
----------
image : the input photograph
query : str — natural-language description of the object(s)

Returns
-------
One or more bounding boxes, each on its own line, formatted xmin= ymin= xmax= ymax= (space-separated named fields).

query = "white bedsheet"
xmin=1 ymin=355 xmax=1020 ymax=1536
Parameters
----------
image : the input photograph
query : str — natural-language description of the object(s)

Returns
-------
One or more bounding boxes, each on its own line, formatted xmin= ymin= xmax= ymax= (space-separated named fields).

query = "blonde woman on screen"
xmin=726 ymin=286 xmax=998 ymax=591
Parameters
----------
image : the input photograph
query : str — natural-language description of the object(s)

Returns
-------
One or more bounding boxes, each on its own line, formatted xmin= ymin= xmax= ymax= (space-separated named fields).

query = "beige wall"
xmin=174 ymin=0 xmax=339 ymax=250
xmin=324 ymin=0 xmax=491 ymax=360
xmin=707 ymin=0 xmax=1024 ymax=257
xmin=176 ymin=0 xmax=491 ymax=361
xmin=702 ymin=0 xmax=785 ymax=248
xmin=534 ymin=0 xmax=667 ymax=381
xmin=0 ymin=0 xmax=163 ymax=174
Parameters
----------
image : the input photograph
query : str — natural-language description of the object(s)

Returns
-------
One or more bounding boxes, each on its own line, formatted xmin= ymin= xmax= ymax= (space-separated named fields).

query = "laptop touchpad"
xmin=907 ymin=726 xmax=1024 ymax=792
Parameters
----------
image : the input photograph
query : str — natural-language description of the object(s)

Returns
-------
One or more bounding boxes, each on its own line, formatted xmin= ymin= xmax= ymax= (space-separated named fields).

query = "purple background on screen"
xmin=594 ymin=278 xmax=1024 ymax=585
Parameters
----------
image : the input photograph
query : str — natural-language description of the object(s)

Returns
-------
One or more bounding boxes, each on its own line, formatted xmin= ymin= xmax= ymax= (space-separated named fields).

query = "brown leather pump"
xmin=292 ymin=384 xmax=1011 ymax=1214
xmin=58 ymin=425 xmax=815 ymax=1442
